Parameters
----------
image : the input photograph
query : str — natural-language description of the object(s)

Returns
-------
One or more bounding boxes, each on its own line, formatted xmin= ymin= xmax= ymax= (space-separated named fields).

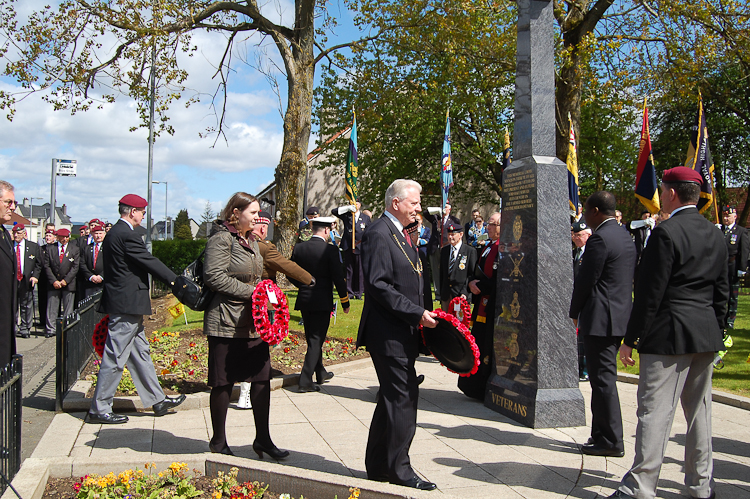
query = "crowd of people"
xmin=0 ymin=169 xmax=739 ymax=498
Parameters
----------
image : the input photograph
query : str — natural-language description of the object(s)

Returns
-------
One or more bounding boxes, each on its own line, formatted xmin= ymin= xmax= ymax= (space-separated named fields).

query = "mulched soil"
xmin=81 ymin=295 xmax=369 ymax=397
xmin=43 ymin=474 xmax=284 ymax=499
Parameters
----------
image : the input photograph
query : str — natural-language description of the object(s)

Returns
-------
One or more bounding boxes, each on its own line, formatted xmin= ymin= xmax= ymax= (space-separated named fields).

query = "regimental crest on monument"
xmin=509 ymin=333 xmax=519 ymax=360
xmin=510 ymin=291 xmax=520 ymax=318
xmin=513 ymin=215 xmax=523 ymax=243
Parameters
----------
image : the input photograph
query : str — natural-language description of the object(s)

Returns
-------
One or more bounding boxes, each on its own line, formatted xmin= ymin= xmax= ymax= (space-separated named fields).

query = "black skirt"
xmin=207 ymin=336 xmax=270 ymax=387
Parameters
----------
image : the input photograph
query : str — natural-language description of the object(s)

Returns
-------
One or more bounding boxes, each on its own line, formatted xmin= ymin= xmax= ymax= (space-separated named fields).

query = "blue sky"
xmin=0 ymin=0 xmax=362 ymax=226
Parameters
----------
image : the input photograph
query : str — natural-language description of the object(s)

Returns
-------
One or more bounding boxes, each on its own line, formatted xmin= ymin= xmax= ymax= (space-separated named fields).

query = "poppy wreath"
xmin=448 ymin=296 xmax=471 ymax=328
xmin=92 ymin=315 xmax=109 ymax=357
xmin=251 ymin=279 xmax=290 ymax=345
xmin=420 ymin=309 xmax=481 ymax=377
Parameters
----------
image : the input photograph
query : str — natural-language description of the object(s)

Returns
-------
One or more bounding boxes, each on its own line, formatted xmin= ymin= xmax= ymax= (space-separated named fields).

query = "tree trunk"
xmin=739 ymin=183 xmax=750 ymax=227
xmin=556 ymin=52 xmax=582 ymax=164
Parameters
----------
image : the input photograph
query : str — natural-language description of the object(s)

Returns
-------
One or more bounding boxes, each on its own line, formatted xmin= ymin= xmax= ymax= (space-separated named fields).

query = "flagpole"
xmin=710 ymin=168 xmax=719 ymax=224
xmin=351 ymin=108 xmax=356 ymax=252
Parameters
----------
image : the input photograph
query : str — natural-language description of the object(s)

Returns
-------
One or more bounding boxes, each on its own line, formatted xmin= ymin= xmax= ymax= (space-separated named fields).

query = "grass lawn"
xmin=618 ymin=293 xmax=750 ymax=398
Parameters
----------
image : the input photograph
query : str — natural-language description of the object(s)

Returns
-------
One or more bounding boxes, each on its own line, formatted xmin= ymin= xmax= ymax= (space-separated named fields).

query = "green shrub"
xmin=152 ymin=239 xmax=206 ymax=273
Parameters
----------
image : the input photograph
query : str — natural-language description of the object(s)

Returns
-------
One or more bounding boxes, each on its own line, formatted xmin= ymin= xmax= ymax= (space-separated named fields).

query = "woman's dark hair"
xmin=221 ymin=192 xmax=259 ymax=227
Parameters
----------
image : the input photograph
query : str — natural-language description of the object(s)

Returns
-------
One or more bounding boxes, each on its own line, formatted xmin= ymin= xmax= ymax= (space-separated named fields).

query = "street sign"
xmin=55 ymin=159 xmax=77 ymax=177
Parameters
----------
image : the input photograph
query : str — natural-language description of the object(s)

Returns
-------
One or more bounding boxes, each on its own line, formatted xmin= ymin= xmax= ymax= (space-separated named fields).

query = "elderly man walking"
xmin=87 ymin=194 xmax=185 ymax=424
xmin=611 ymin=167 xmax=728 ymax=499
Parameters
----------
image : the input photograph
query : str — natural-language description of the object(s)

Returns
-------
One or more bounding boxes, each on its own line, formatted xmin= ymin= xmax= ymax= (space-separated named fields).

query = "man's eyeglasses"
xmin=2 ymin=199 xmax=17 ymax=208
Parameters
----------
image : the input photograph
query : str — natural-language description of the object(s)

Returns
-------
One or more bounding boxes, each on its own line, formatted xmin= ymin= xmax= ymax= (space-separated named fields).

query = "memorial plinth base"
xmin=484 ymin=155 xmax=586 ymax=429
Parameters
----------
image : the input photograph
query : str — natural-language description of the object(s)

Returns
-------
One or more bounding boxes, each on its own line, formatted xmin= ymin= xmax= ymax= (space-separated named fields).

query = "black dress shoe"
xmin=208 ymin=442 xmax=234 ymax=456
xmin=608 ymin=491 xmax=636 ymax=498
xmin=45 ymin=332 xmax=55 ymax=338
xmin=298 ymin=384 xmax=320 ymax=393
xmin=16 ymin=332 xmax=30 ymax=338
xmin=316 ymin=372 xmax=334 ymax=384
xmin=152 ymin=394 xmax=186 ymax=416
xmin=270 ymin=368 xmax=284 ymax=378
xmin=581 ymin=442 xmax=625 ymax=457
xmin=417 ymin=374 xmax=425 ymax=385
xmin=253 ymin=440 xmax=289 ymax=460
xmin=398 ymin=476 xmax=437 ymax=491
xmin=86 ymin=412 xmax=128 ymax=424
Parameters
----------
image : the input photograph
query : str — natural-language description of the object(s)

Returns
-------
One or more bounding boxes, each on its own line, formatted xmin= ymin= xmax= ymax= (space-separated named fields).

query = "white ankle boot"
xmin=236 ymin=382 xmax=252 ymax=409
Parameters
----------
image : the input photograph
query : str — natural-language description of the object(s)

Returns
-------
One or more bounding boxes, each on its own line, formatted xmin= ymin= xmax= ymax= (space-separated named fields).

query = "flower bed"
xmin=44 ymin=463 xmax=361 ymax=499
xmin=82 ymin=330 xmax=368 ymax=397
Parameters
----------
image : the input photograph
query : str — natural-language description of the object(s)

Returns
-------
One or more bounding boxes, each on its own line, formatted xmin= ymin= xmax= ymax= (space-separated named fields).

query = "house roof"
xmin=16 ymin=203 xmax=72 ymax=225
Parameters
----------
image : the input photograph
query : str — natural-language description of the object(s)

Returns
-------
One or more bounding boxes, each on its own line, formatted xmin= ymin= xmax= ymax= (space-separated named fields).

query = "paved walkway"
xmin=32 ymin=357 xmax=750 ymax=498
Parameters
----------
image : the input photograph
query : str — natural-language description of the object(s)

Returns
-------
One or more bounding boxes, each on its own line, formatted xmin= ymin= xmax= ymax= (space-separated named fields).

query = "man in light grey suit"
xmin=611 ymin=167 xmax=728 ymax=499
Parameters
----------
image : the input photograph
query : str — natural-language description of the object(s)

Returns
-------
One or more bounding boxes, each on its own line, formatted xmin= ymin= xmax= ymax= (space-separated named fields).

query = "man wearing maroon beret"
xmin=42 ymin=227 xmax=80 ymax=337
xmin=81 ymin=224 xmax=107 ymax=298
xmin=12 ymin=224 xmax=41 ymax=339
xmin=87 ymin=194 xmax=185 ymax=424
xmin=611 ymin=167 xmax=728 ymax=499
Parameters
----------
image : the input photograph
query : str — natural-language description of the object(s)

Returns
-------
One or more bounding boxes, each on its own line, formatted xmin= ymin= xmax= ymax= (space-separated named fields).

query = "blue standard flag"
xmin=441 ymin=110 xmax=454 ymax=208
xmin=345 ymin=110 xmax=358 ymax=205
xmin=635 ymin=99 xmax=660 ymax=214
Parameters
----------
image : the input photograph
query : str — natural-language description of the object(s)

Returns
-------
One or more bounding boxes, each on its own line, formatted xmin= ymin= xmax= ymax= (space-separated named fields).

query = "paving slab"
xmin=12 ymin=356 xmax=750 ymax=499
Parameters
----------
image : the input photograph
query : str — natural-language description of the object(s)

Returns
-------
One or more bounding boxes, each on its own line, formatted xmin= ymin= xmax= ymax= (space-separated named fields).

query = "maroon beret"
xmin=56 ymin=228 xmax=71 ymax=237
xmin=89 ymin=218 xmax=103 ymax=226
xmin=91 ymin=224 xmax=106 ymax=232
xmin=119 ymin=194 xmax=148 ymax=208
xmin=12 ymin=223 xmax=25 ymax=232
xmin=662 ymin=167 xmax=703 ymax=186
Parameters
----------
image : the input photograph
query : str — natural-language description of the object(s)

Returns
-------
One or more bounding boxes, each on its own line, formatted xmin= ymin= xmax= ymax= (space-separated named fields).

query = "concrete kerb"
xmin=5 ymin=455 xmax=447 ymax=499
xmin=62 ymin=357 xmax=374 ymax=413
xmin=616 ymin=372 xmax=750 ymax=411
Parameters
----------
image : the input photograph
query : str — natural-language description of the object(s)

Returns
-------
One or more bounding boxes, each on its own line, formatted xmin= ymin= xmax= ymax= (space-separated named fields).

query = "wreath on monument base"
xmin=448 ymin=296 xmax=471 ymax=328
xmin=92 ymin=315 xmax=109 ymax=357
xmin=251 ymin=279 xmax=290 ymax=345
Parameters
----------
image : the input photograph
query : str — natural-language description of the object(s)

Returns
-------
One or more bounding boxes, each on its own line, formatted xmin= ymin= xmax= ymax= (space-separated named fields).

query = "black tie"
xmin=449 ymin=248 xmax=457 ymax=273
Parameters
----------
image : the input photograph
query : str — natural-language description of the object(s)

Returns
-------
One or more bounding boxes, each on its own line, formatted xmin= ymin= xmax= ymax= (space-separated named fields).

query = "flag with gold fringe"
xmin=567 ymin=113 xmax=579 ymax=211
xmin=635 ymin=99 xmax=660 ymax=214
xmin=345 ymin=109 xmax=358 ymax=205
xmin=500 ymin=127 xmax=511 ymax=191
xmin=685 ymin=94 xmax=716 ymax=217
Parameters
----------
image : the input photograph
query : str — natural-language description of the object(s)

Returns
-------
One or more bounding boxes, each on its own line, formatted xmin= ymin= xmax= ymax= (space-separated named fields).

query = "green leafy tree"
xmin=173 ymin=208 xmax=193 ymax=240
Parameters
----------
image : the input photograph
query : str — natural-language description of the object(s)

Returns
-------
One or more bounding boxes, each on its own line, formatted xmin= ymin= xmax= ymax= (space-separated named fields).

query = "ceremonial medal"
xmin=459 ymin=255 xmax=466 ymax=270
xmin=731 ymin=234 xmax=737 ymax=244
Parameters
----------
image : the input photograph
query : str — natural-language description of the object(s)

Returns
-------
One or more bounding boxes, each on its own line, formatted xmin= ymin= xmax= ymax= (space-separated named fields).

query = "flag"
xmin=345 ymin=109 xmax=358 ymax=205
xmin=168 ymin=302 xmax=184 ymax=319
xmin=685 ymin=95 xmax=716 ymax=215
xmin=441 ymin=109 xmax=454 ymax=208
xmin=635 ymin=99 xmax=660 ymax=214
xmin=500 ymin=127 xmax=511 ymax=191
xmin=567 ymin=113 xmax=579 ymax=211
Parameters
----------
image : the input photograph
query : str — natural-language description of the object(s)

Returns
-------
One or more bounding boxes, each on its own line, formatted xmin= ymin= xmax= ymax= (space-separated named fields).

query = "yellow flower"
xmin=212 ymin=491 xmax=221 ymax=499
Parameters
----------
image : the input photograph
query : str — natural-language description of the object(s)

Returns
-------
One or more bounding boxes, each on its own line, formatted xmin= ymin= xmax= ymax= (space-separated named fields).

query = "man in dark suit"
xmin=87 ymin=194 xmax=184 ymax=425
xmin=42 ymin=227 xmax=79 ymax=338
xmin=612 ymin=167 xmax=728 ymax=499
xmin=720 ymin=205 xmax=748 ymax=331
xmin=37 ymin=227 xmax=57 ymax=331
xmin=358 ymin=179 xmax=438 ymax=491
xmin=332 ymin=201 xmax=371 ymax=300
xmin=80 ymin=223 xmax=106 ymax=298
xmin=569 ymin=191 xmax=636 ymax=458
xmin=439 ymin=221 xmax=477 ymax=311
xmin=0 ymin=180 xmax=17 ymax=367
xmin=571 ymin=219 xmax=592 ymax=381
xmin=12 ymin=224 xmax=41 ymax=338
xmin=291 ymin=216 xmax=350 ymax=392
xmin=460 ymin=211 xmax=501 ymax=400
xmin=423 ymin=203 xmax=460 ymax=302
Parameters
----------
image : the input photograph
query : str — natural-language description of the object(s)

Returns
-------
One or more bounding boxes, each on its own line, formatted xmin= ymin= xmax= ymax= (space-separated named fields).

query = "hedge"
xmin=152 ymin=239 xmax=207 ymax=274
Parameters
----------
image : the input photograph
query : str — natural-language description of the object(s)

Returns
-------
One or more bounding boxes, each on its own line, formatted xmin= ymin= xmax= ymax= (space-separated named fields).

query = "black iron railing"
xmin=55 ymin=291 xmax=105 ymax=412
xmin=0 ymin=354 xmax=22 ymax=495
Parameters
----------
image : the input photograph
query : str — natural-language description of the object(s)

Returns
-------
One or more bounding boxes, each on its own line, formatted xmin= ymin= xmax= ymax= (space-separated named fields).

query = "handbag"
xmin=173 ymin=249 xmax=215 ymax=311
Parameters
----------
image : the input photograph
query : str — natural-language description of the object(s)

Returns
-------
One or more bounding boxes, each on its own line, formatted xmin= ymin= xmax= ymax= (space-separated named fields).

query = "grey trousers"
xmin=618 ymin=352 xmax=714 ymax=499
xmin=16 ymin=281 xmax=34 ymax=335
xmin=90 ymin=314 xmax=165 ymax=414
xmin=46 ymin=288 xmax=75 ymax=335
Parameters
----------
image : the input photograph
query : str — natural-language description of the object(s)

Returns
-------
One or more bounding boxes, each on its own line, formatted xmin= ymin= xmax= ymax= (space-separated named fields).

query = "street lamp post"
xmin=152 ymin=181 xmax=168 ymax=240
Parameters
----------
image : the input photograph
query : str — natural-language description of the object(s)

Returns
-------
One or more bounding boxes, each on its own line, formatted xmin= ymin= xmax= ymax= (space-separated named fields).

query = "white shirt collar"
xmin=671 ymin=205 xmax=696 ymax=216
xmin=384 ymin=210 xmax=404 ymax=232
xmin=452 ymin=240 xmax=462 ymax=252
xmin=312 ymin=234 xmax=327 ymax=241
xmin=121 ymin=218 xmax=134 ymax=230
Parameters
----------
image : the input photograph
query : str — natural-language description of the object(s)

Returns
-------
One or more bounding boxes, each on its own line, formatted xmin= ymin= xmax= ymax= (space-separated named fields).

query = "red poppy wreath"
xmin=251 ymin=279 xmax=290 ymax=345
xmin=448 ymin=296 xmax=472 ymax=328
xmin=421 ymin=309 xmax=481 ymax=377
xmin=92 ymin=315 xmax=109 ymax=357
